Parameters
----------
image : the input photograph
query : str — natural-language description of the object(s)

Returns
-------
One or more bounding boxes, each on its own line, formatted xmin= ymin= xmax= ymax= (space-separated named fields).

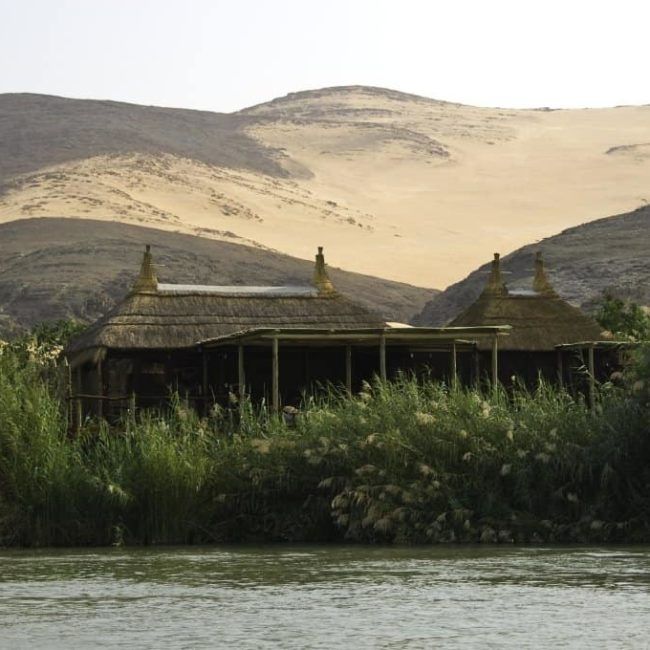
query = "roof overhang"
xmin=65 ymin=346 xmax=107 ymax=370
xmin=555 ymin=340 xmax=645 ymax=351
xmin=198 ymin=325 xmax=510 ymax=348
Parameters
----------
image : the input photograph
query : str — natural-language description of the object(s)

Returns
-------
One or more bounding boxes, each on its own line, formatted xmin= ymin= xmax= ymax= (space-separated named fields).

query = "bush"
xmin=597 ymin=294 xmax=650 ymax=341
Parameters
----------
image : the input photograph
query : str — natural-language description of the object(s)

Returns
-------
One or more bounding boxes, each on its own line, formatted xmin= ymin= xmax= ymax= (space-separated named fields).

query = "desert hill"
xmin=0 ymin=218 xmax=435 ymax=336
xmin=0 ymin=92 xmax=285 ymax=180
xmin=1 ymin=87 xmax=649 ymax=288
xmin=414 ymin=205 xmax=650 ymax=326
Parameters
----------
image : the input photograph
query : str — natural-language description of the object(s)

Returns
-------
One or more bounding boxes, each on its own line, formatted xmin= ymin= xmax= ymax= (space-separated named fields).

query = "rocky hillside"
xmin=0 ymin=218 xmax=435 ymax=336
xmin=1 ymin=87 xmax=649 ymax=287
xmin=414 ymin=206 xmax=650 ymax=326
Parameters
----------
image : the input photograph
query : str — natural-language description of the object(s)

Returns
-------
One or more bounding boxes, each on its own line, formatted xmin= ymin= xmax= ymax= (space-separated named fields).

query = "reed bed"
xmin=1 ymin=342 xmax=649 ymax=547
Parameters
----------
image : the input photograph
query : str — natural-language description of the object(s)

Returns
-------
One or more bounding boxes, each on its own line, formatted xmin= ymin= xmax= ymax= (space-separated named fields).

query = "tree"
xmin=596 ymin=294 xmax=650 ymax=342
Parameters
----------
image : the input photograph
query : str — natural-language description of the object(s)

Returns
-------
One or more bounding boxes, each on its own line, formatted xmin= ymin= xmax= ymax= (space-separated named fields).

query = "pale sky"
xmin=2 ymin=0 xmax=649 ymax=112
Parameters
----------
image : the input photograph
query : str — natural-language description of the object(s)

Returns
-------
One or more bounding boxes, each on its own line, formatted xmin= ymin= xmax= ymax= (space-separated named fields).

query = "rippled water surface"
xmin=1 ymin=545 xmax=649 ymax=649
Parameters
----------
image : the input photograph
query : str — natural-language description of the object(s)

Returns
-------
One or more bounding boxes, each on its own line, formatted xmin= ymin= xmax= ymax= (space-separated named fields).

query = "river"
xmin=1 ymin=546 xmax=649 ymax=649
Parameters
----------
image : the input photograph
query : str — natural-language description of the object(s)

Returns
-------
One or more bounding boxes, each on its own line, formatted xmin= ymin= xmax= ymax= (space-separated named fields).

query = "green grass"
xmin=1 ymin=342 xmax=649 ymax=547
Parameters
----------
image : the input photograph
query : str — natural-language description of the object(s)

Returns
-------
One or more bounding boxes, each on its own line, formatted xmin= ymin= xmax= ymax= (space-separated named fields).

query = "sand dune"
xmin=1 ymin=87 xmax=649 ymax=289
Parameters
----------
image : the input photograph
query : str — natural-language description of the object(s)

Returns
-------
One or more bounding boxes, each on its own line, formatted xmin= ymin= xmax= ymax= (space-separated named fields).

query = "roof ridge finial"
xmin=533 ymin=251 xmax=556 ymax=296
xmin=483 ymin=252 xmax=507 ymax=296
xmin=131 ymin=244 xmax=158 ymax=294
xmin=313 ymin=246 xmax=336 ymax=296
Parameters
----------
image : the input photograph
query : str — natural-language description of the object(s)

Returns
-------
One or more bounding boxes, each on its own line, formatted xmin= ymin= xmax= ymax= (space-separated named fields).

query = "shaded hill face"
xmin=1 ymin=87 xmax=649 ymax=288
xmin=0 ymin=93 xmax=286 ymax=181
xmin=414 ymin=206 xmax=650 ymax=326
xmin=0 ymin=218 xmax=435 ymax=337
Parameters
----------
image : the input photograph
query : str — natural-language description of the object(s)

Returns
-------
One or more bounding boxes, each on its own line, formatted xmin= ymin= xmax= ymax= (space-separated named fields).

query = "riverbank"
xmin=1 ymin=342 xmax=649 ymax=547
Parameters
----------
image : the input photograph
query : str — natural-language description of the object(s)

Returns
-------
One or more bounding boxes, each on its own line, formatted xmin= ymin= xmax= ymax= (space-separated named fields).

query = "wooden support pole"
xmin=304 ymin=348 xmax=311 ymax=393
xmin=202 ymin=353 xmax=208 ymax=397
xmin=473 ymin=347 xmax=480 ymax=388
xmin=272 ymin=337 xmax=279 ymax=412
xmin=75 ymin=367 xmax=83 ymax=433
xmin=491 ymin=334 xmax=499 ymax=392
xmin=379 ymin=334 xmax=387 ymax=381
xmin=345 ymin=345 xmax=352 ymax=395
xmin=97 ymin=358 xmax=104 ymax=420
xmin=557 ymin=349 xmax=564 ymax=389
xmin=201 ymin=352 xmax=209 ymax=416
xmin=238 ymin=345 xmax=246 ymax=401
xmin=588 ymin=344 xmax=596 ymax=413
xmin=65 ymin=361 xmax=72 ymax=431
xmin=451 ymin=342 xmax=458 ymax=390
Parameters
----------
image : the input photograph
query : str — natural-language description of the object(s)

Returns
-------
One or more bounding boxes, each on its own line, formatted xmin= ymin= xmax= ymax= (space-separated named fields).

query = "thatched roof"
xmin=66 ymin=246 xmax=386 ymax=355
xmin=449 ymin=252 xmax=606 ymax=351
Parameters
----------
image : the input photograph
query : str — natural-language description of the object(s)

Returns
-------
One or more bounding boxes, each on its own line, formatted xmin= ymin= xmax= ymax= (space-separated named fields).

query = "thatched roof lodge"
xmin=449 ymin=252 xmax=609 ymax=385
xmin=67 ymin=246 xmax=386 ymax=356
xmin=66 ymin=246 xmax=507 ymax=422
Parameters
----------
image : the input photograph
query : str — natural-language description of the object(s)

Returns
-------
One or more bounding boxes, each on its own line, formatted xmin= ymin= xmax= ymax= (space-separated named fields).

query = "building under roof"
xmin=66 ymin=246 xmax=386 ymax=357
xmin=66 ymin=246 xmax=507 ymax=422
xmin=449 ymin=252 xmax=609 ymax=385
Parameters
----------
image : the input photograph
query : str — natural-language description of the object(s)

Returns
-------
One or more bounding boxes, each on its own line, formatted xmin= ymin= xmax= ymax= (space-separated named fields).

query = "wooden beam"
xmin=379 ymin=335 xmax=387 ymax=381
xmin=238 ymin=345 xmax=246 ymax=401
xmin=304 ymin=348 xmax=311 ymax=391
xmin=450 ymin=342 xmax=458 ymax=390
xmin=473 ymin=348 xmax=480 ymax=388
xmin=556 ymin=349 xmax=564 ymax=389
xmin=345 ymin=345 xmax=352 ymax=395
xmin=491 ymin=334 xmax=498 ymax=391
xmin=200 ymin=326 xmax=510 ymax=350
xmin=202 ymin=353 xmax=208 ymax=414
xmin=588 ymin=344 xmax=596 ymax=413
xmin=65 ymin=361 xmax=72 ymax=431
xmin=96 ymin=358 xmax=103 ymax=420
xmin=75 ymin=367 xmax=83 ymax=433
xmin=272 ymin=337 xmax=279 ymax=412
xmin=235 ymin=329 xmax=508 ymax=343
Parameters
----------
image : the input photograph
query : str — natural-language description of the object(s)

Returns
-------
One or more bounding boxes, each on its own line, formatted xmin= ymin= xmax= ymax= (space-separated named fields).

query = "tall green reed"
xmin=1 ymin=344 xmax=649 ymax=546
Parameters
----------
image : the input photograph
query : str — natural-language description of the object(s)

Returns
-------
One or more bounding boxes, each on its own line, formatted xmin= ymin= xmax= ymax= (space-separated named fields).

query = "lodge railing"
xmin=66 ymin=393 xmax=223 ymax=432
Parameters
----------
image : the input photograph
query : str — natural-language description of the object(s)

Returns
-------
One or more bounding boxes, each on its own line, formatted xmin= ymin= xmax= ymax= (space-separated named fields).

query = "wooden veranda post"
xmin=557 ymin=349 xmax=564 ymax=389
xmin=379 ymin=334 xmax=387 ymax=381
xmin=450 ymin=342 xmax=458 ymax=390
xmin=202 ymin=353 xmax=208 ymax=413
xmin=491 ymin=334 xmax=499 ymax=392
xmin=272 ymin=337 xmax=279 ymax=412
xmin=75 ymin=368 xmax=83 ymax=432
xmin=238 ymin=345 xmax=246 ymax=401
xmin=345 ymin=345 xmax=352 ymax=395
xmin=65 ymin=360 xmax=72 ymax=431
xmin=588 ymin=344 xmax=596 ymax=413
xmin=96 ymin=358 xmax=104 ymax=420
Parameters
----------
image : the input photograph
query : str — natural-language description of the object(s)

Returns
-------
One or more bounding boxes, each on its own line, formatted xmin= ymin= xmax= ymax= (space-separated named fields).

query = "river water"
xmin=1 ymin=546 xmax=649 ymax=649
